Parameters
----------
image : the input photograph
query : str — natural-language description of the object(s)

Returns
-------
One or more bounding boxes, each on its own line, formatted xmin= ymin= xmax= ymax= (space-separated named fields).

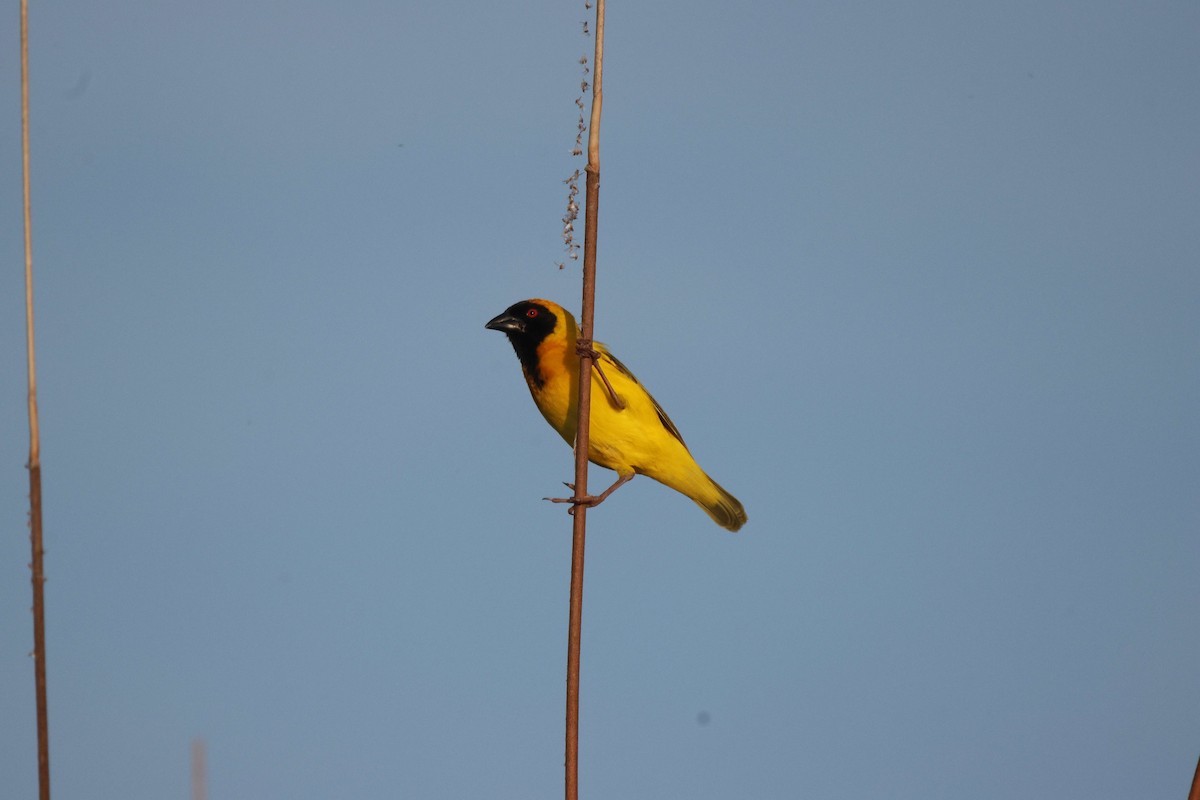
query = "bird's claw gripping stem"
xmin=543 ymin=474 xmax=635 ymax=516
xmin=576 ymin=338 xmax=627 ymax=410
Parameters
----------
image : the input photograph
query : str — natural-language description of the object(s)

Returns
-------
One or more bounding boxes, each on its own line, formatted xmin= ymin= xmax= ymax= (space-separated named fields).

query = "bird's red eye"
xmin=526 ymin=308 xmax=539 ymax=318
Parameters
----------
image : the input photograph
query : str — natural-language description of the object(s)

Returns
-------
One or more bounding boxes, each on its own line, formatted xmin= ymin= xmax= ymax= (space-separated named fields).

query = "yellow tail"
xmin=696 ymin=476 xmax=747 ymax=532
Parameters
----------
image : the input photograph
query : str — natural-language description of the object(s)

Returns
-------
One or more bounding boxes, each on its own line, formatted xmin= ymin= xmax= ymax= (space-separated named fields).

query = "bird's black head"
xmin=485 ymin=299 xmax=561 ymax=382
xmin=485 ymin=300 xmax=558 ymax=339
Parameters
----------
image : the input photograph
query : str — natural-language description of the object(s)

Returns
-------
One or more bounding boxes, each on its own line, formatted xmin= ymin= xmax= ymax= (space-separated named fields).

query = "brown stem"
xmin=22 ymin=2 xmax=51 ymax=798
xmin=565 ymin=3 xmax=604 ymax=799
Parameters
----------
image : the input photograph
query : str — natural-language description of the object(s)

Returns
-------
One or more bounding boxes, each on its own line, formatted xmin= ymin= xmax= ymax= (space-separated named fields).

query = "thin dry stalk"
xmin=191 ymin=739 xmax=207 ymax=800
xmin=565 ymin=3 xmax=604 ymax=798
xmin=21 ymin=2 xmax=51 ymax=799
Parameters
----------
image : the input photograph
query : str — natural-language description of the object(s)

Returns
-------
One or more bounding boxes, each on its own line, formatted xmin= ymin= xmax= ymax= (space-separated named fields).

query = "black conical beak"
xmin=485 ymin=312 xmax=525 ymax=334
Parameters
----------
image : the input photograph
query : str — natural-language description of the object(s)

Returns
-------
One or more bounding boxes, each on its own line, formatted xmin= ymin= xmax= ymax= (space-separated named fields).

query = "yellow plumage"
xmin=486 ymin=299 xmax=747 ymax=532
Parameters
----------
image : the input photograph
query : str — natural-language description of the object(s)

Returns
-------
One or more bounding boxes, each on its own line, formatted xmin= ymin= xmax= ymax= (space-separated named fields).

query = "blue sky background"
xmin=2 ymin=2 xmax=1197 ymax=798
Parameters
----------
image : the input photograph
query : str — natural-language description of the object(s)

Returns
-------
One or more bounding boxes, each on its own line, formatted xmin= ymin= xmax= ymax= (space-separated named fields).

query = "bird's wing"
xmin=596 ymin=346 xmax=690 ymax=450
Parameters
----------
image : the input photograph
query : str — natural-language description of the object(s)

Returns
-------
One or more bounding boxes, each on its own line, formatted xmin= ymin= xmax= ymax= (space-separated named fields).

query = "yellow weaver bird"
xmin=486 ymin=299 xmax=747 ymax=532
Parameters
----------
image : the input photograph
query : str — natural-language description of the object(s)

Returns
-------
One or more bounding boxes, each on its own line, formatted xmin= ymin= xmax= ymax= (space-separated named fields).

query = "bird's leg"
xmin=575 ymin=338 xmax=627 ymax=410
xmin=545 ymin=474 xmax=635 ymax=514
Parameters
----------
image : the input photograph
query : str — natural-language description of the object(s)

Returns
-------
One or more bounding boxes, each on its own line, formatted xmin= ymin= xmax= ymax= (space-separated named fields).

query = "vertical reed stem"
xmin=21 ymin=2 xmax=51 ymax=799
xmin=565 ymin=2 xmax=604 ymax=798
xmin=191 ymin=739 xmax=207 ymax=800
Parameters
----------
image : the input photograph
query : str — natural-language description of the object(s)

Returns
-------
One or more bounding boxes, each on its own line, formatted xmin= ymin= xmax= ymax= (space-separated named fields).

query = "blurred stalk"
xmin=21 ymin=2 xmax=52 ymax=799
xmin=191 ymin=739 xmax=207 ymax=800
xmin=565 ymin=2 xmax=604 ymax=799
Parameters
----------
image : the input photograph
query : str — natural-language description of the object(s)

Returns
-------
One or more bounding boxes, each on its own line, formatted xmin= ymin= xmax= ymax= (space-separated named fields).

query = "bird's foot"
xmin=544 ymin=483 xmax=602 ymax=515
xmin=574 ymin=339 xmax=601 ymax=361
xmin=574 ymin=338 xmax=627 ymax=410
xmin=542 ymin=474 xmax=635 ymax=516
